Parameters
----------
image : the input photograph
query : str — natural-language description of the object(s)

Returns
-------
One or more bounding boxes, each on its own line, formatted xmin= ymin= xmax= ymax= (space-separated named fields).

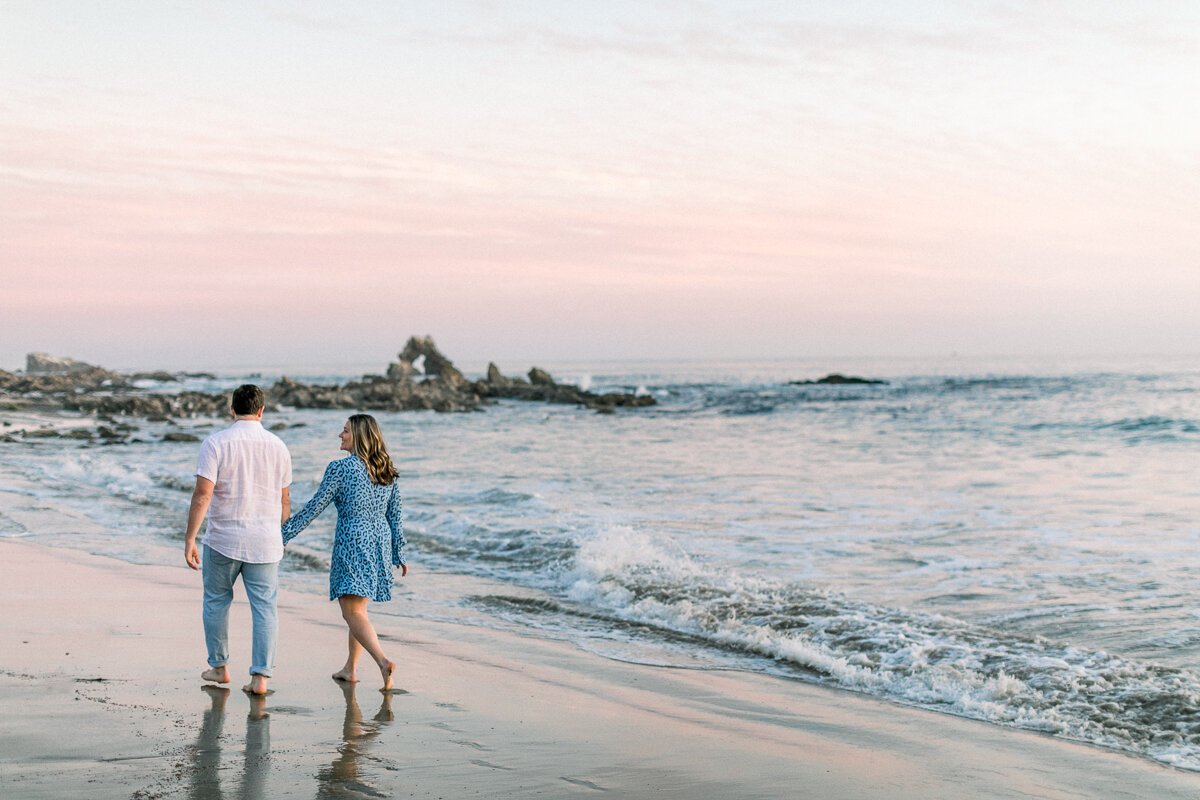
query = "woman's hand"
xmin=399 ymin=563 xmax=409 ymax=577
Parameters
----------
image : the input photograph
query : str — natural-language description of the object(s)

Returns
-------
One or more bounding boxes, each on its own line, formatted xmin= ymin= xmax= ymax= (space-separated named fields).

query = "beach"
xmin=3 ymin=538 xmax=1198 ymax=799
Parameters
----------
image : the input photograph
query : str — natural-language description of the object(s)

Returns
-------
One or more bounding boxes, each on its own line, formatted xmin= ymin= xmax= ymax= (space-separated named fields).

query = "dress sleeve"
xmin=387 ymin=481 xmax=406 ymax=566
xmin=282 ymin=460 xmax=341 ymax=544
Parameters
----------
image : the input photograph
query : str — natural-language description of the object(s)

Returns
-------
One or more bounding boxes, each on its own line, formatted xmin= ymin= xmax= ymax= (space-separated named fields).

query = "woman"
xmin=283 ymin=414 xmax=407 ymax=691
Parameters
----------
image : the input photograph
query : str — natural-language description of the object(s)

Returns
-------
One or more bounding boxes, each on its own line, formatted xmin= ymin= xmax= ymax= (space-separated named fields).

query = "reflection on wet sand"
xmin=243 ymin=693 xmax=270 ymax=799
xmin=317 ymin=681 xmax=395 ymax=799
xmin=189 ymin=685 xmax=271 ymax=800
xmin=190 ymin=686 xmax=227 ymax=800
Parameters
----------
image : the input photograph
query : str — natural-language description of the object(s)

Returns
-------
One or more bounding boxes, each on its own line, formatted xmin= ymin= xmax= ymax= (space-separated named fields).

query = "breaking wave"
xmin=474 ymin=527 xmax=1200 ymax=770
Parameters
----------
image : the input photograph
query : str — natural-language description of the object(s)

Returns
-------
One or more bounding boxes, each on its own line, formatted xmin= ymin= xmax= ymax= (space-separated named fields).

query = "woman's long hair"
xmin=347 ymin=414 xmax=398 ymax=485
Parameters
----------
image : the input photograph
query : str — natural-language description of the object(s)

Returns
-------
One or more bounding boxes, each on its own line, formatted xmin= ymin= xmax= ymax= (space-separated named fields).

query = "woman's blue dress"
xmin=282 ymin=456 xmax=405 ymax=602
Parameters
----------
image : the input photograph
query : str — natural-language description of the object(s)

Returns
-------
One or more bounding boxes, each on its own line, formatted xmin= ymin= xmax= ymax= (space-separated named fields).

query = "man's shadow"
xmin=190 ymin=685 xmax=271 ymax=800
xmin=316 ymin=681 xmax=395 ymax=798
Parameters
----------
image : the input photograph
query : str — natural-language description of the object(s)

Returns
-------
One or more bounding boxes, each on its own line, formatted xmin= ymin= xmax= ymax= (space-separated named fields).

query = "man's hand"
xmin=185 ymin=476 xmax=215 ymax=571
xmin=185 ymin=540 xmax=201 ymax=570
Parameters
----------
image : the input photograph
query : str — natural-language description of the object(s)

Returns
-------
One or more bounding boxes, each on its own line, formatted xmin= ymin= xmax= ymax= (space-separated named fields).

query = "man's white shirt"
xmin=196 ymin=420 xmax=292 ymax=563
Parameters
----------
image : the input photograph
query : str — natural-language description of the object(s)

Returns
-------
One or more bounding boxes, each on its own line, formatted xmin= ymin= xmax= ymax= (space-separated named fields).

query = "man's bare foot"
xmin=201 ymin=666 xmax=230 ymax=684
xmin=378 ymin=658 xmax=395 ymax=693
xmin=242 ymin=674 xmax=269 ymax=696
xmin=332 ymin=668 xmax=358 ymax=682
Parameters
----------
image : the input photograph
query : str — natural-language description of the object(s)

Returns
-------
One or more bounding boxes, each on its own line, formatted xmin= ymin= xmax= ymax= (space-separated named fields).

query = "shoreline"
xmin=2 ymin=539 xmax=1199 ymax=799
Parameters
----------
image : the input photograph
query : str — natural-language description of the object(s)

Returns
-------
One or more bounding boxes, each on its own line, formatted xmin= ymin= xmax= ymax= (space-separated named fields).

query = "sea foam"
xmin=557 ymin=526 xmax=1200 ymax=769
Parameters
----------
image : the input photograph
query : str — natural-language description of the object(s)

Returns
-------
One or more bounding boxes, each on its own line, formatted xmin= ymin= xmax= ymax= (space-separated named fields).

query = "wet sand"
xmin=1 ymin=538 xmax=1198 ymax=799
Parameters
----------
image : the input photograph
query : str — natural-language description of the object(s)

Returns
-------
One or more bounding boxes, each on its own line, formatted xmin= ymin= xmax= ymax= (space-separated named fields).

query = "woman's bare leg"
xmin=332 ymin=630 xmax=363 ymax=682
xmin=337 ymin=595 xmax=395 ymax=691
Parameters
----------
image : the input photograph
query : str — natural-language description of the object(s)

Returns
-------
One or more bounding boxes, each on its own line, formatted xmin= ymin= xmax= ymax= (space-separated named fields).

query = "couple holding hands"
xmin=183 ymin=384 xmax=407 ymax=695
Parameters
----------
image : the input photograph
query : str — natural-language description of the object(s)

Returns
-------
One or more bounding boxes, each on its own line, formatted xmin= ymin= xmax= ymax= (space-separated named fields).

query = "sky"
xmin=1 ymin=1 xmax=1197 ymax=370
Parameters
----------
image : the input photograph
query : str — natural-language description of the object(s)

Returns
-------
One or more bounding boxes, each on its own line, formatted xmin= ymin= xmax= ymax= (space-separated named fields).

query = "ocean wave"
xmin=50 ymin=453 xmax=165 ymax=506
xmin=664 ymin=374 xmax=1074 ymax=418
xmin=1021 ymin=414 xmax=1199 ymax=443
xmin=414 ymin=516 xmax=576 ymax=575
xmin=550 ymin=526 xmax=1200 ymax=769
xmin=452 ymin=487 xmax=538 ymax=506
xmin=1098 ymin=415 xmax=1199 ymax=434
xmin=283 ymin=543 xmax=329 ymax=572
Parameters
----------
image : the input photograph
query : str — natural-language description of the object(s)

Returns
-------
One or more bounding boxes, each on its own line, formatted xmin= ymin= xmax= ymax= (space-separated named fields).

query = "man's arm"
xmin=184 ymin=476 xmax=215 ymax=570
xmin=280 ymin=486 xmax=290 ymax=525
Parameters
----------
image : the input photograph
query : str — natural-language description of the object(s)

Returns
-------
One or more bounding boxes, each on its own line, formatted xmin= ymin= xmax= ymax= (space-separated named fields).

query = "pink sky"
xmin=1 ymin=2 xmax=1197 ymax=369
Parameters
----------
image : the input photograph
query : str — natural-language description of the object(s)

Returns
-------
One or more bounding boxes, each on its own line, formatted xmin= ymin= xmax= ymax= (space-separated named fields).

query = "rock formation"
xmin=0 ymin=337 xmax=655 ymax=424
xmin=393 ymin=335 xmax=467 ymax=387
xmin=474 ymin=364 xmax=654 ymax=414
xmin=26 ymin=353 xmax=105 ymax=375
xmin=275 ymin=336 xmax=654 ymax=414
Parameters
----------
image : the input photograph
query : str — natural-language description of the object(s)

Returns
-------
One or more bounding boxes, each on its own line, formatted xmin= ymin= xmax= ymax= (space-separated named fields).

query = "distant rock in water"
xmin=790 ymin=374 xmax=887 ymax=386
xmin=0 ymin=337 xmax=654 ymax=424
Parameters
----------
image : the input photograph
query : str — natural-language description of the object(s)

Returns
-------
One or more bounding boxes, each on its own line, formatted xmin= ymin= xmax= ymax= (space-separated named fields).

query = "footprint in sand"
xmin=560 ymin=776 xmax=609 ymax=791
xmin=450 ymin=739 xmax=492 ymax=752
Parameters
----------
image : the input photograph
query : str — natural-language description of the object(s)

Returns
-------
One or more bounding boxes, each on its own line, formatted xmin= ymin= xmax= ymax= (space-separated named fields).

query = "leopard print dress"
xmin=282 ymin=455 xmax=405 ymax=601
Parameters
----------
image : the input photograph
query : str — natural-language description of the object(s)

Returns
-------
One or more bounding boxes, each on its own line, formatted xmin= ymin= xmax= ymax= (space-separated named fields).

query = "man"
xmin=184 ymin=384 xmax=292 ymax=696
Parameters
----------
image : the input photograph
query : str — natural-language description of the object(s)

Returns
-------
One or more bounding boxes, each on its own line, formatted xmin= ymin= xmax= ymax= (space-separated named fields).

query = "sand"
xmin=1 ymin=538 xmax=1197 ymax=799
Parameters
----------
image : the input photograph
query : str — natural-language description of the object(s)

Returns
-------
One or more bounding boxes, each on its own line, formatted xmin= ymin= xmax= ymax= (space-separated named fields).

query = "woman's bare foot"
xmin=201 ymin=666 xmax=230 ymax=684
xmin=378 ymin=658 xmax=395 ymax=693
xmin=242 ymin=674 xmax=269 ymax=696
xmin=332 ymin=668 xmax=358 ymax=683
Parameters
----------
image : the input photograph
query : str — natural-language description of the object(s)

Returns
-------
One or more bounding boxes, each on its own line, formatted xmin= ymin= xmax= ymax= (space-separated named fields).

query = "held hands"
xmin=185 ymin=540 xmax=201 ymax=571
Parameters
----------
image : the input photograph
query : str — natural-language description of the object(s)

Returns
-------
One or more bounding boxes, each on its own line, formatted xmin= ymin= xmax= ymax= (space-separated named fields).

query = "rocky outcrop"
xmin=0 ymin=338 xmax=654 ymax=424
xmin=473 ymin=365 xmax=654 ymax=414
xmin=2 ymin=358 xmax=127 ymax=394
xmin=60 ymin=392 xmax=229 ymax=418
xmin=274 ymin=336 xmax=653 ymax=414
xmin=26 ymin=353 xmax=104 ymax=375
xmin=129 ymin=371 xmax=178 ymax=382
xmin=393 ymin=335 xmax=468 ymax=388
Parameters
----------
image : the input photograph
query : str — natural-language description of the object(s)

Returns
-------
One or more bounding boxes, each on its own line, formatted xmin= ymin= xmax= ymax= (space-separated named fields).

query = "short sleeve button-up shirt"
xmin=196 ymin=420 xmax=292 ymax=563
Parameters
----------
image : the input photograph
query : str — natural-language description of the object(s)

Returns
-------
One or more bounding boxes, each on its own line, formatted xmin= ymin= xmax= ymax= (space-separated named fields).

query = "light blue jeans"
xmin=202 ymin=545 xmax=279 ymax=677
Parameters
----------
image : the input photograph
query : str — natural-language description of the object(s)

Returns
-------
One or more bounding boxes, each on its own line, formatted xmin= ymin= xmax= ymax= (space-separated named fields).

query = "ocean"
xmin=3 ymin=355 xmax=1199 ymax=769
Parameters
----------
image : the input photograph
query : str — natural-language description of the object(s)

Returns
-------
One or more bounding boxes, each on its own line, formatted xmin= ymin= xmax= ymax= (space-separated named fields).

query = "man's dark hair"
xmin=231 ymin=384 xmax=265 ymax=416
